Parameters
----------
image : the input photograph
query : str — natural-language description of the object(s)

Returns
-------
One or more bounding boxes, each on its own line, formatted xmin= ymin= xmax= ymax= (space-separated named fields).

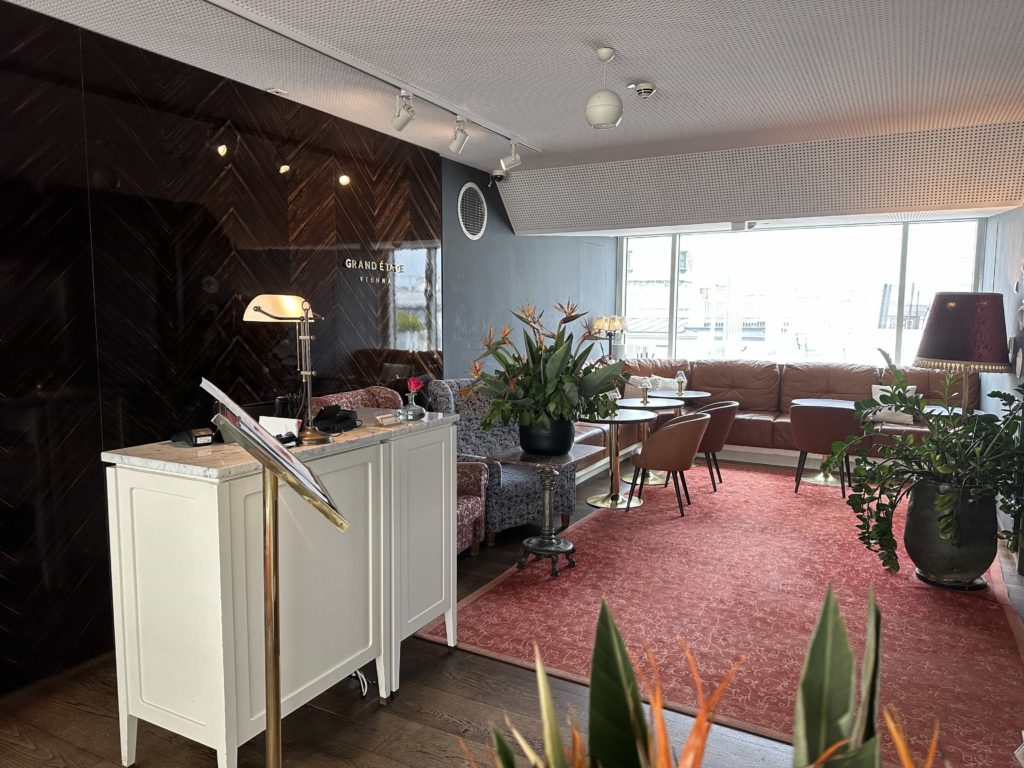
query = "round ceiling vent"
xmin=458 ymin=182 xmax=487 ymax=240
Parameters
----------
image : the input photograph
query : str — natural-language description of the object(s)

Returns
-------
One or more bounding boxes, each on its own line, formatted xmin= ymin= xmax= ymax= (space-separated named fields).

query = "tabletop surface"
xmin=616 ymin=397 xmax=685 ymax=410
xmin=491 ymin=442 xmax=603 ymax=468
xmin=792 ymin=397 xmax=961 ymax=414
xmin=647 ymin=389 xmax=712 ymax=399
xmin=581 ymin=408 xmax=658 ymax=424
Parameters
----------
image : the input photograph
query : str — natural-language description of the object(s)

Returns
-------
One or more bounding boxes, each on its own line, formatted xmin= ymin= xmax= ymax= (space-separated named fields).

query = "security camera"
xmin=489 ymin=170 xmax=506 ymax=186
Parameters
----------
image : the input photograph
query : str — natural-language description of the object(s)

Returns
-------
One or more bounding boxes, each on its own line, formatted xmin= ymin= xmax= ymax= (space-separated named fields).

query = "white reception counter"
xmin=102 ymin=411 xmax=458 ymax=768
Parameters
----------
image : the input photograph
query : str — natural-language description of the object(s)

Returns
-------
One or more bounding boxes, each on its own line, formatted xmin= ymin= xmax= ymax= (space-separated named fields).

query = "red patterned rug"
xmin=422 ymin=464 xmax=1024 ymax=767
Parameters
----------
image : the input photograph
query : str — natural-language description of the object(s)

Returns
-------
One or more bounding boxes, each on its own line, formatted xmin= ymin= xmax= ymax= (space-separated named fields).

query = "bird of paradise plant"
xmin=462 ymin=592 xmax=943 ymax=768
xmin=468 ymin=300 xmax=627 ymax=430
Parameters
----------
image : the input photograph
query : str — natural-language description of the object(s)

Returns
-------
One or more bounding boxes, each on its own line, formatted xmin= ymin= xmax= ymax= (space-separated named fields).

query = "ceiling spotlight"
xmin=391 ymin=89 xmax=415 ymax=131
xmin=586 ymin=46 xmax=623 ymax=129
xmin=279 ymin=164 xmax=290 ymax=174
xmin=448 ymin=116 xmax=469 ymax=154
xmin=499 ymin=140 xmax=521 ymax=171
xmin=216 ymin=144 xmax=229 ymax=157
xmin=338 ymin=174 xmax=351 ymax=186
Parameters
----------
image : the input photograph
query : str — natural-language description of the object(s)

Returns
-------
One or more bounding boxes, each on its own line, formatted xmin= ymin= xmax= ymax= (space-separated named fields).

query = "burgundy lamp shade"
xmin=914 ymin=292 xmax=1011 ymax=372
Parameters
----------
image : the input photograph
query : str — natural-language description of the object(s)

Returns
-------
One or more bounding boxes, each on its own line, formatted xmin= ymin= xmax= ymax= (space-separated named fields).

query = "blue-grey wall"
xmin=441 ymin=159 xmax=617 ymax=377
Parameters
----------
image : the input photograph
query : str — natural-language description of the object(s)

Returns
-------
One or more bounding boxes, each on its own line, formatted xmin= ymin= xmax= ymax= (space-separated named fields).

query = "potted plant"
xmin=825 ymin=351 xmax=1024 ymax=588
xmin=470 ymin=301 xmax=627 ymax=456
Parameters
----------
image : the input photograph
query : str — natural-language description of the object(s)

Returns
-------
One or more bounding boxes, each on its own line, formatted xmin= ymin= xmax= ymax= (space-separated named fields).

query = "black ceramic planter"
xmin=519 ymin=419 xmax=575 ymax=456
xmin=904 ymin=480 xmax=997 ymax=590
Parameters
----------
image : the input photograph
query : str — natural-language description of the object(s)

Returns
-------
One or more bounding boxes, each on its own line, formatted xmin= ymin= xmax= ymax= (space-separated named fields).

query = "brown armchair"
xmin=312 ymin=386 xmax=402 ymax=412
xmin=627 ymin=412 xmax=710 ymax=516
xmin=790 ymin=403 xmax=865 ymax=497
xmin=696 ymin=401 xmax=739 ymax=491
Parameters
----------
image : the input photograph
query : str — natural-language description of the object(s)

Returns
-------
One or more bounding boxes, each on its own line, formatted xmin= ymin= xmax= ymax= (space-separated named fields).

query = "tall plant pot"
xmin=519 ymin=419 xmax=575 ymax=457
xmin=904 ymin=480 xmax=997 ymax=590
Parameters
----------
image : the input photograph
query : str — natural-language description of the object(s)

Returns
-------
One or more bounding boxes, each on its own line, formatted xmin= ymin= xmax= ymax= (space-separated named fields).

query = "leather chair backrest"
xmin=790 ymin=404 xmax=864 ymax=455
xmin=697 ymin=401 xmax=739 ymax=453
xmin=780 ymin=362 xmax=880 ymax=412
xmin=882 ymin=366 xmax=980 ymax=408
xmin=424 ymin=378 xmax=520 ymax=456
xmin=313 ymin=386 xmax=402 ymax=411
xmin=620 ymin=358 xmax=691 ymax=380
xmin=689 ymin=360 xmax=781 ymax=411
xmin=634 ymin=412 xmax=710 ymax=472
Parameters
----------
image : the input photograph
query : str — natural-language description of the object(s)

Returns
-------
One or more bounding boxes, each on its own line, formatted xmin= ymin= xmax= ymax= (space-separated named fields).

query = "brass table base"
xmin=586 ymin=489 xmax=643 ymax=509
xmin=803 ymin=471 xmax=842 ymax=486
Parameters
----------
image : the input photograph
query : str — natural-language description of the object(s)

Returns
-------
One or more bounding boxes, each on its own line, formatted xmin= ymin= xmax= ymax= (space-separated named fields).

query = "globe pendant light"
xmin=586 ymin=47 xmax=622 ymax=129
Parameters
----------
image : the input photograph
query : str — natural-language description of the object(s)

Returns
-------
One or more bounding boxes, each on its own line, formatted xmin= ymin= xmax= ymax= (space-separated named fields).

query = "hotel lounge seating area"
xmin=3 ymin=1 xmax=1024 ymax=767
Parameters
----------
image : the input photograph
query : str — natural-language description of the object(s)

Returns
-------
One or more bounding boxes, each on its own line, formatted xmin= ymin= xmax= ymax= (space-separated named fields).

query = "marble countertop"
xmin=101 ymin=409 xmax=458 ymax=481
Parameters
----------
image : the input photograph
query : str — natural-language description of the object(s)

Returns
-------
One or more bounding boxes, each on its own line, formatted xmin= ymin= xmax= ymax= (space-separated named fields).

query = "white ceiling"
xmin=14 ymin=0 xmax=1024 ymax=174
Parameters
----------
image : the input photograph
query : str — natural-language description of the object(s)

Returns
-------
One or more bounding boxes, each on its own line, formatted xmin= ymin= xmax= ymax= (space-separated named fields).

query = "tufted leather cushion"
xmin=574 ymin=423 xmax=608 ymax=470
xmin=882 ymin=366 xmax=980 ymax=408
xmin=620 ymin=358 xmax=691 ymax=380
xmin=727 ymin=410 xmax=776 ymax=448
xmin=780 ymin=362 xmax=879 ymax=412
xmin=689 ymin=360 xmax=781 ymax=411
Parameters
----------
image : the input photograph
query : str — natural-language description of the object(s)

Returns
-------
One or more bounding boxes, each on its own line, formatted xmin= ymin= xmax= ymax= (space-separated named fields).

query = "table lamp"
xmin=914 ymin=292 xmax=1011 ymax=411
xmin=593 ymin=315 xmax=627 ymax=359
xmin=243 ymin=294 xmax=331 ymax=445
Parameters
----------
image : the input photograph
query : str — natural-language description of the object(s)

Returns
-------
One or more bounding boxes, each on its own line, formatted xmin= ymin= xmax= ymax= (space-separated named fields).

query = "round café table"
xmin=581 ymin=409 xmax=657 ymax=508
xmin=616 ymin=397 xmax=687 ymax=484
xmin=647 ymin=389 xmax=712 ymax=402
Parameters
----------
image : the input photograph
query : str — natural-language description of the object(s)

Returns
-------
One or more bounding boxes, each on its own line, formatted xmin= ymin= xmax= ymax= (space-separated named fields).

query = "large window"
xmin=622 ymin=220 xmax=977 ymax=364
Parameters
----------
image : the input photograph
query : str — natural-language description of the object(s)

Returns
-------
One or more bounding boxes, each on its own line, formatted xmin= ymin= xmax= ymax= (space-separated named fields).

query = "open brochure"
xmin=200 ymin=378 xmax=345 ymax=529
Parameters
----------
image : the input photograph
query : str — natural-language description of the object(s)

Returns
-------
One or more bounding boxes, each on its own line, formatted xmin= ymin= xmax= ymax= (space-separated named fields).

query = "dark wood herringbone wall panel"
xmin=0 ymin=1 xmax=441 ymax=692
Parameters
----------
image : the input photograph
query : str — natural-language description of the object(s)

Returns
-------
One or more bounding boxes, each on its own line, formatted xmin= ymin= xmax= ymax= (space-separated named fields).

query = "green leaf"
xmin=588 ymin=602 xmax=647 ymax=768
xmin=849 ymin=588 xmax=881 ymax=753
xmin=544 ymin=341 xmax=571 ymax=384
xmin=793 ymin=588 xmax=855 ymax=766
xmin=491 ymin=730 xmax=517 ymax=768
xmin=534 ymin=648 xmax=567 ymax=768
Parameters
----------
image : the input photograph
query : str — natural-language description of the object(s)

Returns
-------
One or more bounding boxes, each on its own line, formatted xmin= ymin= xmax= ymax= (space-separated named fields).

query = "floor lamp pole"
xmin=262 ymin=468 xmax=282 ymax=768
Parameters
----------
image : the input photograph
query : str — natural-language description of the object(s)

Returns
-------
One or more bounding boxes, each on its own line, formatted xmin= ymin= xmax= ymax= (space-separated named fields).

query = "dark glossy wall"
xmin=0 ymin=2 xmax=440 ymax=691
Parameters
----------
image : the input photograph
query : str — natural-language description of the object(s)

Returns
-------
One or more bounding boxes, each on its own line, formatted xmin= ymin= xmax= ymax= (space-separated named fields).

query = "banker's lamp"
xmin=593 ymin=315 xmax=627 ymax=359
xmin=914 ymin=292 xmax=1011 ymax=411
xmin=243 ymin=294 xmax=331 ymax=445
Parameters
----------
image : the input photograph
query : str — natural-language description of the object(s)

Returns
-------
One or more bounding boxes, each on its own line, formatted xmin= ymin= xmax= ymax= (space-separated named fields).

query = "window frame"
xmin=619 ymin=219 xmax=982 ymax=365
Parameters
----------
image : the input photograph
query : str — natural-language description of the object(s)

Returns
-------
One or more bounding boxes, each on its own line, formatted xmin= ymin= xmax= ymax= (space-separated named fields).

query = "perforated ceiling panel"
xmin=498 ymin=123 xmax=1024 ymax=235
xmin=12 ymin=0 xmax=1024 ymax=173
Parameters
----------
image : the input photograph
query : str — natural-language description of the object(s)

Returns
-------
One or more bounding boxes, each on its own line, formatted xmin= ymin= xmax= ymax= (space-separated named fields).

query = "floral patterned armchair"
xmin=424 ymin=378 xmax=576 ymax=543
xmin=312 ymin=386 xmax=402 ymax=412
xmin=457 ymin=461 xmax=488 ymax=555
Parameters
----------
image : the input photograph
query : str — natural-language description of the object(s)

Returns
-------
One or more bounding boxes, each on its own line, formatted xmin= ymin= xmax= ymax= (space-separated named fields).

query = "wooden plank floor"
xmin=4 ymin=462 xmax=899 ymax=768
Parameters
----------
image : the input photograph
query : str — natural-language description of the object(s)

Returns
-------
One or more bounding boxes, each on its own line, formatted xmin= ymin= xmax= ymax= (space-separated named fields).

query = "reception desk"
xmin=101 ymin=412 xmax=458 ymax=768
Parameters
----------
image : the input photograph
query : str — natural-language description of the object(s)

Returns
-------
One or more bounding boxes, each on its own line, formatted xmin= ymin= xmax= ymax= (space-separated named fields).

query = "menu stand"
xmin=205 ymin=379 xmax=348 ymax=768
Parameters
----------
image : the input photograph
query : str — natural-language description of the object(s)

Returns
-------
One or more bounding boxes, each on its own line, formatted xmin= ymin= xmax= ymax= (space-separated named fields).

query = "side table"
xmin=579 ymin=409 xmax=657 ymax=509
xmin=490 ymin=444 xmax=603 ymax=577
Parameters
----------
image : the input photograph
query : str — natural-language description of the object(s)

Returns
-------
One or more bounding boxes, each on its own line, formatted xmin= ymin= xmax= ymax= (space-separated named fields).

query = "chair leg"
xmin=671 ymin=472 xmax=685 ymax=516
xmin=845 ymin=454 xmax=853 ymax=486
xmin=705 ymin=452 xmax=717 ymax=492
xmin=625 ymin=467 xmax=640 ymax=511
xmin=839 ymin=457 xmax=846 ymax=498
xmin=712 ymin=453 xmax=723 ymax=483
xmin=679 ymin=470 xmax=691 ymax=505
xmin=637 ymin=470 xmax=647 ymax=500
xmin=486 ymin=532 xmax=496 ymax=547
xmin=795 ymin=451 xmax=808 ymax=493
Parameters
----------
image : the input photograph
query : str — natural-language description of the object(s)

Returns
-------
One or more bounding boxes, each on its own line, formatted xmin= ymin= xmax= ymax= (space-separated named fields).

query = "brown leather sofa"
xmin=617 ymin=358 xmax=980 ymax=452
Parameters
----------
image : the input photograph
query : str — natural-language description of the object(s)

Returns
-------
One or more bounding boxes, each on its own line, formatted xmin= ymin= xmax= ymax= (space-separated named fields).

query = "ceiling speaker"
xmin=458 ymin=182 xmax=487 ymax=240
